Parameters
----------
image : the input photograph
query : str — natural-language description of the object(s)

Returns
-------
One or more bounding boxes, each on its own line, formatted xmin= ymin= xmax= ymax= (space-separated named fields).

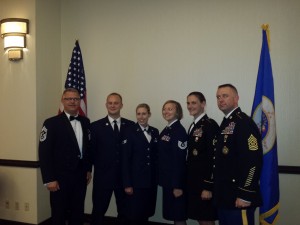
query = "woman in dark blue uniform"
xmin=158 ymin=100 xmax=188 ymax=225
xmin=121 ymin=103 xmax=159 ymax=225
xmin=186 ymin=92 xmax=219 ymax=225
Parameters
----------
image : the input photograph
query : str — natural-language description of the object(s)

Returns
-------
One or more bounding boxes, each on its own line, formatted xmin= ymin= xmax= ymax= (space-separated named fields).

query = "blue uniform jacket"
xmin=158 ymin=120 xmax=188 ymax=189
xmin=121 ymin=123 xmax=159 ymax=188
xmin=90 ymin=116 xmax=135 ymax=189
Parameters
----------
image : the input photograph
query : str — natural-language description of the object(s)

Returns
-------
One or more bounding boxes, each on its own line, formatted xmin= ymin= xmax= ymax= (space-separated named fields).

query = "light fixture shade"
xmin=0 ymin=18 xmax=29 ymax=36
xmin=4 ymin=35 xmax=25 ymax=49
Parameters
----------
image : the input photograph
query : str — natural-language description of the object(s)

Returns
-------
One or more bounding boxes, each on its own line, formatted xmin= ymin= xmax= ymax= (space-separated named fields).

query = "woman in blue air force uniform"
xmin=158 ymin=100 xmax=188 ymax=225
xmin=121 ymin=103 xmax=159 ymax=225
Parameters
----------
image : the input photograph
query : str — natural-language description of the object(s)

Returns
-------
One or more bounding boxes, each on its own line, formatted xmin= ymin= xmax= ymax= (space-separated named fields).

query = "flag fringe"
xmin=259 ymin=202 xmax=280 ymax=225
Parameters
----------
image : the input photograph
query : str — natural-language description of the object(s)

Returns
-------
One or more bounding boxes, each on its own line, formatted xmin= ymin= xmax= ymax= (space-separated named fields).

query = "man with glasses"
xmin=39 ymin=88 xmax=92 ymax=225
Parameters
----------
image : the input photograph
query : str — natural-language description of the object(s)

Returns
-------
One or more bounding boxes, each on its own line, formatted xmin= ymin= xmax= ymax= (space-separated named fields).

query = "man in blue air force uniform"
xmin=90 ymin=93 xmax=134 ymax=225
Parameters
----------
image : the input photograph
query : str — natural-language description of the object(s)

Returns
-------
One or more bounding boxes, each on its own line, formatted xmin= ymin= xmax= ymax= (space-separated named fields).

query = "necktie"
xmin=70 ymin=116 xmax=80 ymax=121
xmin=220 ymin=117 xmax=227 ymax=128
xmin=143 ymin=129 xmax=152 ymax=142
xmin=188 ymin=122 xmax=195 ymax=134
xmin=113 ymin=120 xmax=119 ymax=136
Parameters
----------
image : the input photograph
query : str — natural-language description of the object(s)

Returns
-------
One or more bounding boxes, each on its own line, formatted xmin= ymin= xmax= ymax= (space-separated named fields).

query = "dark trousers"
xmin=50 ymin=169 xmax=87 ymax=225
xmin=91 ymin=188 xmax=127 ymax=225
xmin=218 ymin=207 xmax=256 ymax=225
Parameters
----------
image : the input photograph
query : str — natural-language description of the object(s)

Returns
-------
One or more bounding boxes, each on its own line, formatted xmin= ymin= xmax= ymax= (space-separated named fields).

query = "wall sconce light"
xmin=0 ymin=18 xmax=29 ymax=61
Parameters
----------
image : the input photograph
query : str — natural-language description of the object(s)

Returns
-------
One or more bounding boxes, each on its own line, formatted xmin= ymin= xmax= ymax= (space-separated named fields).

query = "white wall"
xmin=61 ymin=0 xmax=300 ymax=224
xmin=0 ymin=0 xmax=61 ymax=223
xmin=0 ymin=0 xmax=299 ymax=224
xmin=0 ymin=0 xmax=39 ymax=224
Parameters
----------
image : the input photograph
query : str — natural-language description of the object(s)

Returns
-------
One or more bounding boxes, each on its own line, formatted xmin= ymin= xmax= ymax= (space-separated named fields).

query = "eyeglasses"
xmin=63 ymin=98 xmax=80 ymax=102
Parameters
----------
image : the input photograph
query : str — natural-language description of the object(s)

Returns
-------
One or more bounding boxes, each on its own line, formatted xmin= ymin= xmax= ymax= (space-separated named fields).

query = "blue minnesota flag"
xmin=251 ymin=25 xmax=280 ymax=225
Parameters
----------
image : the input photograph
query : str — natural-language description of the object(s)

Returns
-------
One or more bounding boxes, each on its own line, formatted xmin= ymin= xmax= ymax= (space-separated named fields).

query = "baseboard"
xmin=0 ymin=215 xmax=167 ymax=225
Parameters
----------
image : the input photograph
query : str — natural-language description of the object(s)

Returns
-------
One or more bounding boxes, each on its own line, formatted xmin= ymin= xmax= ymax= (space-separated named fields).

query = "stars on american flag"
xmin=59 ymin=40 xmax=87 ymax=116
xmin=65 ymin=40 xmax=86 ymax=99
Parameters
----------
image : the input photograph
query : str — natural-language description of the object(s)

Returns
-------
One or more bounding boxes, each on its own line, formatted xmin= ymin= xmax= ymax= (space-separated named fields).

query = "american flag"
xmin=59 ymin=40 xmax=87 ymax=116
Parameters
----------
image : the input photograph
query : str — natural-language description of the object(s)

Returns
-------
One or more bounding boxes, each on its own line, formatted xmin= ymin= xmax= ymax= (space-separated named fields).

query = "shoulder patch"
xmin=178 ymin=141 xmax=187 ymax=150
xmin=39 ymin=126 xmax=47 ymax=142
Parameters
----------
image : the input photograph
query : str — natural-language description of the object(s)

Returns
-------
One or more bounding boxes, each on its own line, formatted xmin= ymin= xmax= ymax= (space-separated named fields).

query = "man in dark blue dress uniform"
xmin=214 ymin=84 xmax=263 ymax=225
xmin=39 ymin=88 xmax=92 ymax=225
xmin=90 ymin=93 xmax=134 ymax=225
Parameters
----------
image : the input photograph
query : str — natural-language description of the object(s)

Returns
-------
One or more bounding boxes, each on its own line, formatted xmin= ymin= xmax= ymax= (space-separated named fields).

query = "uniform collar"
xmin=225 ymin=107 xmax=239 ymax=119
xmin=108 ymin=116 xmax=121 ymax=124
xmin=194 ymin=113 xmax=206 ymax=124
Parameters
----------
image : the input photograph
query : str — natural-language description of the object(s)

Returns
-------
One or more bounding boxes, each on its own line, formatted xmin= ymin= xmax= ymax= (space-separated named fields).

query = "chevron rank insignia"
xmin=248 ymin=134 xmax=259 ymax=151
xmin=39 ymin=126 xmax=47 ymax=142
xmin=178 ymin=141 xmax=187 ymax=150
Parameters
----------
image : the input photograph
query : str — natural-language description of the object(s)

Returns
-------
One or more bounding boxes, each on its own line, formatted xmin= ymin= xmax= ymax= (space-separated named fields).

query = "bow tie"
xmin=143 ymin=129 xmax=151 ymax=135
xmin=165 ymin=126 xmax=172 ymax=130
xmin=70 ymin=116 xmax=80 ymax=121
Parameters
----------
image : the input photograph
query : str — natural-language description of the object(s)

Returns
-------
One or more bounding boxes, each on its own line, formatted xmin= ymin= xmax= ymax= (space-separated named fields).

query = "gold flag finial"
xmin=261 ymin=24 xmax=270 ymax=50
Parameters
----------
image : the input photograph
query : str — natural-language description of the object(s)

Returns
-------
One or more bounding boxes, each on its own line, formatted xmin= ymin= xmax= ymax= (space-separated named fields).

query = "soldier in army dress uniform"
xmin=214 ymin=84 xmax=263 ymax=225
xmin=186 ymin=92 xmax=219 ymax=225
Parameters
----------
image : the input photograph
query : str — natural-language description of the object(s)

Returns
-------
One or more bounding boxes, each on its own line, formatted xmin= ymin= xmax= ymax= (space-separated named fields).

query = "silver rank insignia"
xmin=222 ymin=146 xmax=229 ymax=155
xmin=248 ymin=134 xmax=259 ymax=151
xmin=40 ymin=126 xmax=47 ymax=142
xmin=178 ymin=141 xmax=187 ymax=150
xmin=121 ymin=139 xmax=127 ymax=144
xmin=192 ymin=149 xmax=198 ymax=156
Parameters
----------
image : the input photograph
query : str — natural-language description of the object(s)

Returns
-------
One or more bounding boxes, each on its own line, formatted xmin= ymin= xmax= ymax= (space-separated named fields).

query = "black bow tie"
xmin=143 ymin=129 xmax=151 ymax=135
xmin=70 ymin=116 xmax=80 ymax=121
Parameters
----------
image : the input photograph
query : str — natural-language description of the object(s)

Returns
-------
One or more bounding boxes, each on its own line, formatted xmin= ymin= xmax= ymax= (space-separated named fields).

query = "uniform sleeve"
xmin=82 ymin=118 xmax=93 ymax=172
xmin=89 ymin=122 xmax=98 ymax=165
xmin=171 ymin=128 xmax=188 ymax=188
xmin=235 ymin=118 xmax=263 ymax=201
xmin=38 ymin=120 xmax=56 ymax=184
xmin=202 ymin=121 xmax=219 ymax=191
xmin=121 ymin=127 xmax=133 ymax=188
